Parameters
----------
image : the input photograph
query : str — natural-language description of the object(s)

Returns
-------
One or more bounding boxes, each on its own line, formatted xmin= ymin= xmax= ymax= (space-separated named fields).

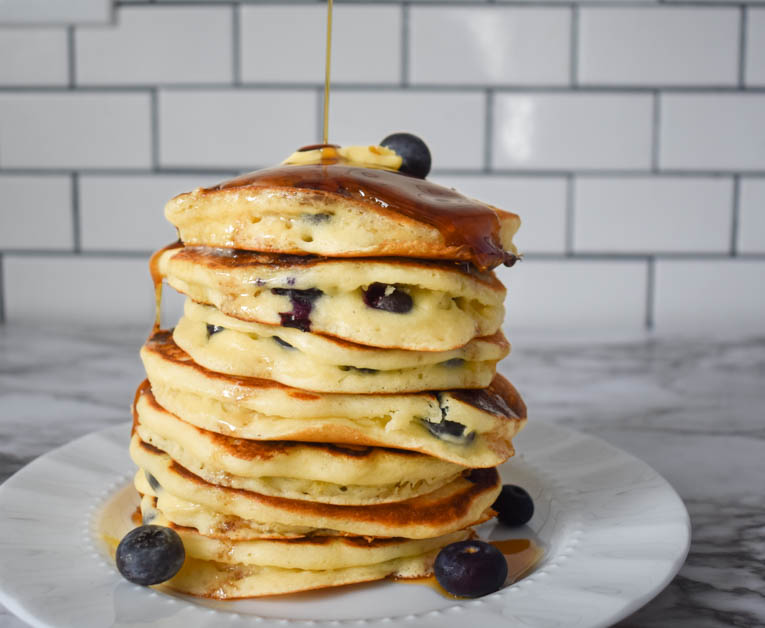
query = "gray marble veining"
xmin=1 ymin=323 xmax=763 ymax=627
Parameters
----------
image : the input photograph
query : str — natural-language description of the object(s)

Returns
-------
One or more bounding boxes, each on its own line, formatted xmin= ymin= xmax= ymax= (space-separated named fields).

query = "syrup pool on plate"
xmin=399 ymin=538 xmax=544 ymax=598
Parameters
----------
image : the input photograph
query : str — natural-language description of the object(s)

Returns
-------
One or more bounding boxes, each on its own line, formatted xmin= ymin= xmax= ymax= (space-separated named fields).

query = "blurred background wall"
xmin=0 ymin=0 xmax=763 ymax=335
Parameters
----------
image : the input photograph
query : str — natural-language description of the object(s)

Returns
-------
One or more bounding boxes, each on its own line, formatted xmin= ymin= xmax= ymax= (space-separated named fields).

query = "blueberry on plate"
xmin=116 ymin=525 xmax=185 ymax=586
xmin=493 ymin=484 xmax=534 ymax=526
xmin=380 ymin=132 xmax=431 ymax=179
xmin=434 ymin=540 xmax=507 ymax=598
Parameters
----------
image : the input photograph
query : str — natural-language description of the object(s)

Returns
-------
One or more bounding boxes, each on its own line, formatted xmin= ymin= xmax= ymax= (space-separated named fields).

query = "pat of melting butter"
xmin=282 ymin=145 xmax=402 ymax=171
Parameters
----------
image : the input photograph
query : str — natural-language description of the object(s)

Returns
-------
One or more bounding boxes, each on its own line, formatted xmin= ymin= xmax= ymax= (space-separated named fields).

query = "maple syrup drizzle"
xmin=131 ymin=379 xmax=152 ymax=436
xmin=399 ymin=539 xmax=543 ymax=598
xmin=148 ymin=240 xmax=183 ymax=333
xmin=322 ymin=0 xmax=334 ymax=144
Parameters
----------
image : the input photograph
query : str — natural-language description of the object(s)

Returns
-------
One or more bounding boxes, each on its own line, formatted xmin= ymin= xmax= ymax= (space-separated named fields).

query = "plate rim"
xmin=0 ymin=421 xmax=690 ymax=628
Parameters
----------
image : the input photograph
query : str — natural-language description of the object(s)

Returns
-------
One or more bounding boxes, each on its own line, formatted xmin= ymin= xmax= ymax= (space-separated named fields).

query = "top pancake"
xmin=165 ymin=162 xmax=520 ymax=272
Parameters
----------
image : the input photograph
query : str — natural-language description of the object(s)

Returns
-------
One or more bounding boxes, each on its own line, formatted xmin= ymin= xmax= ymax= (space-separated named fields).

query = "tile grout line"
xmin=401 ymin=3 xmax=410 ymax=87
xmin=150 ymin=89 xmax=160 ymax=170
xmin=71 ymin=173 xmax=81 ymax=253
xmin=651 ymin=91 xmax=661 ymax=172
xmin=111 ymin=0 xmax=715 ymax=5
xmin=232 ymin=3 xmax=242 ymax=86
xmin=570 ymin=5 xmax=579 ymax=86
xmin=4 ymin=84 xmax=765 ymax=94
xmin=645 ymin=256 xmax=655 ymax=331
xmin=0 ymin=254 xmax=5 ymax=325
xmin=565 ymin=175 xmax=575 ymax=255
xmin=484 ymin=89 xmax=494 ymax=173
xmin=730 ymin=175 xmax=741 ymax=256
xmin=739 ymin=6 xmax=748 ymax=88
xmin=67 ymin=26 xmax=76 ymax=88
xmin=0 ymin=167 xmax=762 ymax=178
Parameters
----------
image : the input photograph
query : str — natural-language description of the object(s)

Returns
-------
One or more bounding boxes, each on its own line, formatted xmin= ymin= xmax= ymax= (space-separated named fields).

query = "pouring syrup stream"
xmin=322 ymin=0 xmax=334 ymax=145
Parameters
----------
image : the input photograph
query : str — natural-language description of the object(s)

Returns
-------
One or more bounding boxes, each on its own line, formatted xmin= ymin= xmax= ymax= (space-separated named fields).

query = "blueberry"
xmin=420 ymin=417 xmax=475 ymax=445
xmin=116 ymin=525 xmax=185 ymax=586
xmin=440 ymin=358 xmax=465 ymax=368
xmin=380 ymin=132 xmax=432 ymax=179
xmin=144 ymin=470 xmax=161 ymax=492
xmin=301 ymin=212 xmax=332 ymax=224
xmin=434 ymin=540 xmax=507 ymax=598
xmin=339 ymin=365 xmax=379 ymax=374
xmin=272 ymin=287 xmax=324 ymax=332
xmin=452 ymin=388 xmax=515 ymax=418
xmin=206 ymin=324 xmax=224 ymax=338
xmin=492 ymin=485 xmax=534 ymax=526
xmin=273 ymin=336 xmax=295 ymax=350
xmin=363 ymin=283 xmax=413 ymax=314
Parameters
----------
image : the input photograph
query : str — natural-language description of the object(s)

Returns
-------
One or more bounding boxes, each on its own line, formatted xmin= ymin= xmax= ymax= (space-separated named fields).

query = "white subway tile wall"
xmin=745 ymin=9 xmax=765 ymax=87
xmin=331 ymin=90 xmax=486 ymax=170
xmin=240 ymin=6 xmax=401 ymax=84
xmin=158 ymin=89 xmax=317 ymax=168
xmin=492 ymin=93 xmax=653 ymax=170
xmin=79 ymin=175 xmax=211 ymax=251
xmin=3 ymin=256 xmax=153 ymax=325
xmin=0 ymin=176 xmax=72 ymax=250
xmin=0 ymin=28 xmax=68 ymax=85
xmin=654 ymin=260 xmax=765 ymax=332
xmin=573 ymin=177 xmax=733 ymax=253
xmin=409 ymin=7 xmax=570 ymax=86
xmin=75 ymin=6 xmax=233 ymax=85
xmin=738 ymin=178 xmax=765 ymax=253
xmin=433 ymin=175 xmax=568 ymax=254
xmin=0 ymin=1 xmax=762 ymax=336
xmin=0 ymin=0 xmax=110 ymax=25
xmin=0 ymin=92 xmax=151 ymax=168
xmin=659 ymin=94 xmax=765 ymax=171
xmin=497 ymin=259 xmax=648 ymax=331
xmin=578 ymin=8 xmax=739 ymax=86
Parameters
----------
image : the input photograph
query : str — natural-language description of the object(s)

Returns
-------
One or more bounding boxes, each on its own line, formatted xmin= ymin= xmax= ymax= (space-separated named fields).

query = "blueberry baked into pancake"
xmin=119 ymin=134 xmax=528 ymax=598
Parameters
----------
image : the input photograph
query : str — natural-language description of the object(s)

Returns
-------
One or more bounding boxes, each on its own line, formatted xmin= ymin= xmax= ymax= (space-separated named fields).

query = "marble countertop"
xmin=1 ymin=322 xmax=763 ymax=627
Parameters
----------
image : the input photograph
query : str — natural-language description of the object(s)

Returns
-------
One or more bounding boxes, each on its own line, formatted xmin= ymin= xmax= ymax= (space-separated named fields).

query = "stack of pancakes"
xmin=130 ymin=144 xmax=527 ymax=598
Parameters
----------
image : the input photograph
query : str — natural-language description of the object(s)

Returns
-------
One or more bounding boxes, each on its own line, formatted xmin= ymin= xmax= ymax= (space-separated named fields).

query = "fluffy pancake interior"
xmin=157 ymin=246 xmax=505 ymax=352
xmin=144 ymin=498 xmax=470 ymax=570
xmin=131 ymin=438 xmax=501 ymax=539
xmin=135 ymin=390 xmax=465 ymax=505
xmin=165 ymin=162 xmax=520 ymax=272
xmin=140 ymin=333 xmax=525 ymax=467
xmin=173 ymin=312 xmax=506 ymax=393
xmin=164 ymin=549 xmax=442 ymax=599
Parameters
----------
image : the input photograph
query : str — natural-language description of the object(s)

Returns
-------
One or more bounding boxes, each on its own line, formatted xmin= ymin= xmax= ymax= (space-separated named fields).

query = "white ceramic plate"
xmin=0 ymin=421 xmax=689 ymax=628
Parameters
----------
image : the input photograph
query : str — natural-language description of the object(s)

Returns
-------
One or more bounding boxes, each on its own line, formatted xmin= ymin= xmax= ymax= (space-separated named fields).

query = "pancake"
xmin=135 ymin=390 xmax=464 ymax=505
xmin=131 ymin=438 xmax=501 ymax=539
xmin=165 ymin=551 xmax=439 ymax=599
xmin=156 ymin=245 xmax=505 ymax=352
xmin=165 ymin=159 xmax=520 ymax=272
xmin=139 ymin=493 xmax=327 ymax=540
xmin=141 ymin=332 xmax=526 ymax=467
xmin=173 ymin=301 xmax=508 ymax=393
xmin=144 ymin=498 xmax=469 ymax=570
xmin=146 ymin=492 xmax=470 ymax=599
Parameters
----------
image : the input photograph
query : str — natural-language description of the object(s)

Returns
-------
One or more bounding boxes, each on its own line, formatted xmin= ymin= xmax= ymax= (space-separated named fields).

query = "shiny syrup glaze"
xmin=148 ymin=240 xmax=183 ymax=333
xmin=131 ymin=379 xmax=152 ymax=436
xmin=400 ymin=538 xmax=542 ymax=598
xmin=211 ymin=152 xmax=518 ymax=272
